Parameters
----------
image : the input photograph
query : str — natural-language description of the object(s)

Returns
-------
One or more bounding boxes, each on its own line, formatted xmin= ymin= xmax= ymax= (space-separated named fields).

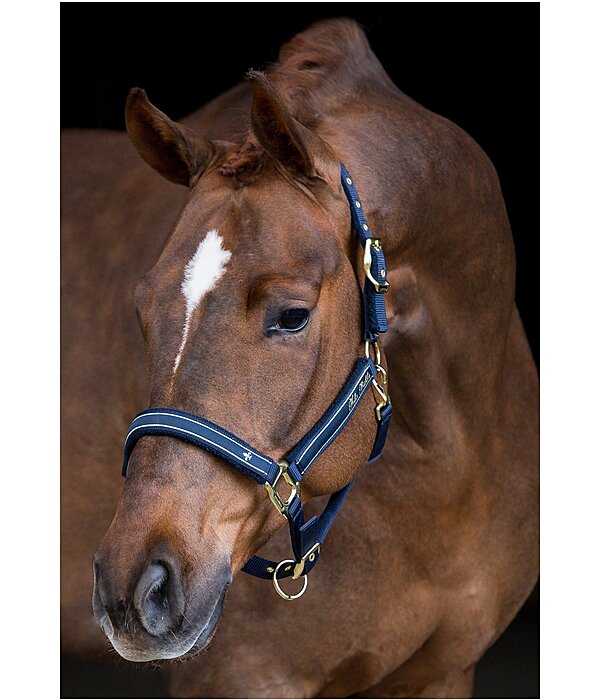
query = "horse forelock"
xmin=217 ymin=137 xmax=263 ymax=183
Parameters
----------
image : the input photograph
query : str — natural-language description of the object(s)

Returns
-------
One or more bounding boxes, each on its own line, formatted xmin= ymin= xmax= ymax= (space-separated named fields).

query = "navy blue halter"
xmin=122 ymin=163 xmax=392 ymax=599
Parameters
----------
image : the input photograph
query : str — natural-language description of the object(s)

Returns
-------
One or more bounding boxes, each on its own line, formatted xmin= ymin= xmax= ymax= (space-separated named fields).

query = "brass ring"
xmin=272 ymin=559 xmax=308 ymax=600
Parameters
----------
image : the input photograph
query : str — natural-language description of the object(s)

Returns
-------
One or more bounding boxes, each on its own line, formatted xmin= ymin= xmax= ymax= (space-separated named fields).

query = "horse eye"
xmin=277 ymin=308 xmax=310 ymax=332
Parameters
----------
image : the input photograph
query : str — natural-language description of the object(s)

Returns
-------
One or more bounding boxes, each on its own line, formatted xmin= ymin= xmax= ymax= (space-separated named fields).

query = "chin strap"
xmin=121 ymin=163 xmax=392 ymax=600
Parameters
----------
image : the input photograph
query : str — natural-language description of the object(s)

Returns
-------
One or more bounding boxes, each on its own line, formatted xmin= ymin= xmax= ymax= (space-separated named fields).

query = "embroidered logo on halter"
xmin=348 ymin=370 xmax=373 ymax=412
xmin=243 ymin=451 xmax=253 ymax=462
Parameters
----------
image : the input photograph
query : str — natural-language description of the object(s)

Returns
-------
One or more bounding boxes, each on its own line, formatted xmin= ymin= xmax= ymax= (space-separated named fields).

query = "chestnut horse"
xmin=61 ymin=19 xmax=538 ymax=698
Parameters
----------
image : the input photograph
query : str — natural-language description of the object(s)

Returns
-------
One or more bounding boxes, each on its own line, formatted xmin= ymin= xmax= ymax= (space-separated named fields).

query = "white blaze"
xmin=173 ymin=229 xmax=232 ymax=373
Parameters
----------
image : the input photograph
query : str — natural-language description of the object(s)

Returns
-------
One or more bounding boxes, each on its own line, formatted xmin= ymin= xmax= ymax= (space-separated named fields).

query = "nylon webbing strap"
xmin=241 ymin=482 xmax=353 ymax=579
xmin=122 ymin=410 xmax=280 ymax=483
xmin=340 ymin=163 xmax=372 ymax=246
xmin=122 ymin=358 xmax=376 ymax=483
xmin=340 ymin=162 xmax=388 ymax=339
xmin=286 ymin=357 xmax=376 ymax=475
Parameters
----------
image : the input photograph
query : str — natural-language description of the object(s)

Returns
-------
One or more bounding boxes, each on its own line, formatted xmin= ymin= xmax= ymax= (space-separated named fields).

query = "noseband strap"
xmin=121 ymin=163 xmax=392 ymax=599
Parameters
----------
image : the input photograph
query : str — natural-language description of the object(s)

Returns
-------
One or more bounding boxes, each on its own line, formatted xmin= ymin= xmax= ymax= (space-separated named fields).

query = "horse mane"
xmin=217 ymin=18 xmax=387 ymax=183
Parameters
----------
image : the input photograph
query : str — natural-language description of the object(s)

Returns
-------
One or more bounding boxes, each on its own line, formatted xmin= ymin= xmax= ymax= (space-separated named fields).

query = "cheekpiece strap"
xmin=340 ymin=162 xmax=389 ymax=340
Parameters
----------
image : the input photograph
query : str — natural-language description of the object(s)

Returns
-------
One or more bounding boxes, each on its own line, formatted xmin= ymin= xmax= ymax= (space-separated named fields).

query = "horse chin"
xmin=108 ymin=583 xmax=228 ymax=664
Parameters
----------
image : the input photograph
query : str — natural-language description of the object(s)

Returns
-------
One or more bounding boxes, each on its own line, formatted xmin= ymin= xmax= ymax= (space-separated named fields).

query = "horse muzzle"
xmin=92 ymin=549 xmax=231 ymax=661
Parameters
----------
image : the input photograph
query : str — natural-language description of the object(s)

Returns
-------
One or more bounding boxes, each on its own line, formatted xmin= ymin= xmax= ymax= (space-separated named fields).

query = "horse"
xmin=61 ymin=18 xmax=539 ymax=698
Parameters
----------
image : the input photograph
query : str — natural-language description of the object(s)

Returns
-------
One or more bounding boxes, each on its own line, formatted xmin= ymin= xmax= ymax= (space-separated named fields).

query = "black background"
xmin=61 ymin=3 xmax=539 ymax=697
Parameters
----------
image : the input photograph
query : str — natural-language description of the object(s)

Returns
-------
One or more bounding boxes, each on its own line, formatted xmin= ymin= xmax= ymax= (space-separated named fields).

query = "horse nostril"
xmin=134 ymin=562 xmax=183 ymax=636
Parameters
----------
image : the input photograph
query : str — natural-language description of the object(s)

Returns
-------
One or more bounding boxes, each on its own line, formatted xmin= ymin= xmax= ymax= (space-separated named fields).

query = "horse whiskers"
xmin=181 ymin=612 xmax=193 ymax=627
xmin=104 ymin=638 xmax=117 ymax=653
xmin=124 ymin=600 xmax=139 ymax=635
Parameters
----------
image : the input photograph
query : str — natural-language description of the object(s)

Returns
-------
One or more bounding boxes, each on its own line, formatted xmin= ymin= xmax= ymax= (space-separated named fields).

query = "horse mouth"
xmin=178 ymin=584 xmax=227 ymax=660
xmin=101 ymin=581 xmax=229 ymax=663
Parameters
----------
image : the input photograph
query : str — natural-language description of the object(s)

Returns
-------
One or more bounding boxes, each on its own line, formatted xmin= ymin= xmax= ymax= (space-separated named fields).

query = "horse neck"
xmin=328 ymin=92 xmax=516 ymax=376
xmin=314 ymin=89 xmax=524 ymax=495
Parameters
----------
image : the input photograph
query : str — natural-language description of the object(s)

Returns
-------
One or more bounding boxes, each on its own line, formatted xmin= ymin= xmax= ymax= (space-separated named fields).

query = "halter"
xmin=121 ymin=163 xmax=392 ymax=600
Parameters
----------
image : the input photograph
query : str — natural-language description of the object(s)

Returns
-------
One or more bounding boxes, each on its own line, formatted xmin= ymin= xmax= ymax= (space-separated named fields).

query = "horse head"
xmin=92 ymin=73 xmax=382 ymax=661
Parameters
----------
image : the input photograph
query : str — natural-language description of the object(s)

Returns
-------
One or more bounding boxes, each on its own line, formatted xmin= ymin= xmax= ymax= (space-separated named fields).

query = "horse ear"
xmin=247 ymin=71 xmax=337 ymax=184
xmin=125 ymin=88 xmax=214 ymax=187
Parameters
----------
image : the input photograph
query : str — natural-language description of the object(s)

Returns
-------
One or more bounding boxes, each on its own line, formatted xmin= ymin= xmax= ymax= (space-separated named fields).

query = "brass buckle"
xmin=292 ymin=542 xmax=321 ymax=580
xmin=264 ymin=460 xmax=300 ymax=518
xmin=363 ymin=238 xmax=390 ymax=293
